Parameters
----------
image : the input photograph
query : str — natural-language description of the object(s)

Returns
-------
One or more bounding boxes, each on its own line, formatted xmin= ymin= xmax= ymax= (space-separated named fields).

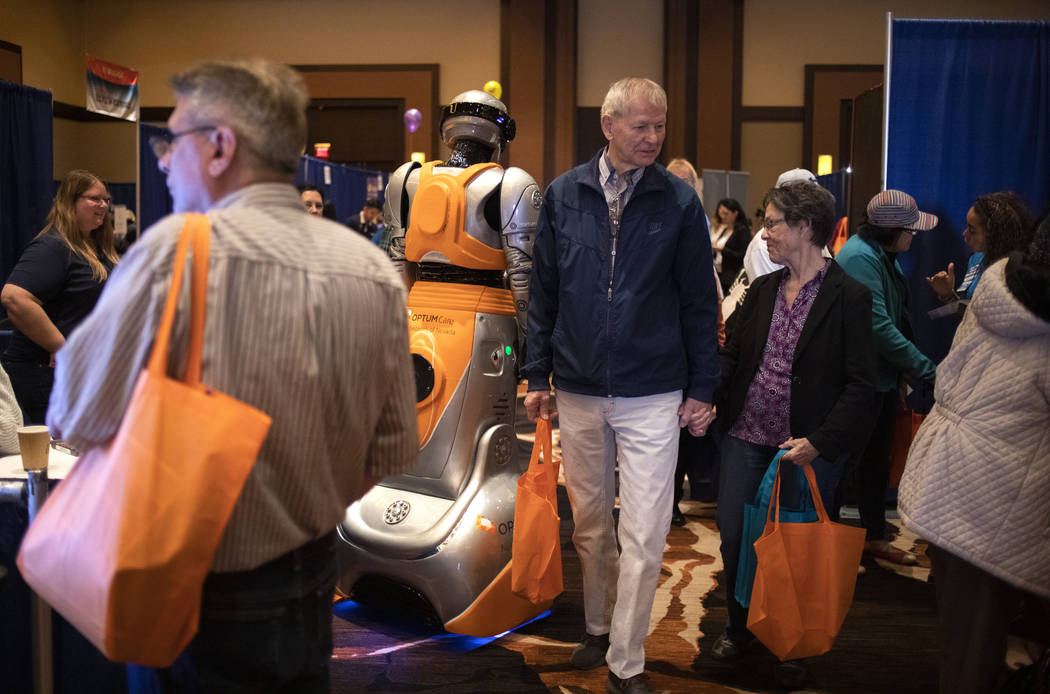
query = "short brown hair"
xmin=762 ymin=182 xmax=836 ymax=247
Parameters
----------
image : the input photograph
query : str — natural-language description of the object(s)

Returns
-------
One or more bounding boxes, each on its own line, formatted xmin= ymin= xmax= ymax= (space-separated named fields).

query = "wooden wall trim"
xmin=502 ymin=0 xmax=575 ymax=186
xmin=292 ymin=63 xmax=441 ymax=157
xmin=730 ymin=0 xmax=743 ymax=169
xmin=803 ymin=64 xmax=882 ymax=171
xmin=550 ymin=0 xmax=577 ymax=177
xmin=802 ymin=64 xmax=882 ymax=170
xmin=54 ymin=101 xmax=126 ymax=123
xmin=543 ymin=0 xmax=557 ymax=180
xmin=141 ymin=106 xmax=173 ymax=122
xmin=0 ymin=39 xmax=23 ymax=84
xmin=740 ymin=106 xmax=804 ymax=121
xmin=696 ymin=0 xmax=734 ymax=171
xmin=663 ymin=0 xmax=700 ymax=166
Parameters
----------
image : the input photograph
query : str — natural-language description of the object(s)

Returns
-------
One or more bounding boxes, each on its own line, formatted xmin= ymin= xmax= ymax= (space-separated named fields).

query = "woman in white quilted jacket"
xmin=899 ymin=213 xmax=1050 ymax=694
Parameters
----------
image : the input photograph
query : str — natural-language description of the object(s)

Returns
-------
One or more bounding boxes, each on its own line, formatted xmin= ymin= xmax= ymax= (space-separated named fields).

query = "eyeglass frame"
xmin=79 ymin=194 xmax=113 ymax=207
xmin=149 ymin=125 xmax=217 ymax=160
xmin=762 ymin=215 xmax=788 ymax=232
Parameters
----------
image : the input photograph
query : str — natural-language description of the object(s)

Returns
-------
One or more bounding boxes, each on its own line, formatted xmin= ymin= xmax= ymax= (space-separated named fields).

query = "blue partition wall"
xmin=0 ymin=81 xmax=53 ymax=284
xmin=138 ymin=146 xmax=388 ymax=231
xmin=139 ymin=122 xmax=174 ymax=231
xmin=887 ymin=18 xmax=1050 ymax=363
xmin=296 ymin=155 xmax=388 ymax=224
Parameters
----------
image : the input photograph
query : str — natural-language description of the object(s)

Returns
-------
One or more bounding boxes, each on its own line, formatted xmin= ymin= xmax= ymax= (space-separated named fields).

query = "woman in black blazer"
xmin=707 ymin=182 xmax=876 ymax=687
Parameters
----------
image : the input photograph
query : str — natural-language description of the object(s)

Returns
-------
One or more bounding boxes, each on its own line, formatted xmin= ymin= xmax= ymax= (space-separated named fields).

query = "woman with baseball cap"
xmin=835 ymin=189 xmax=938 ymax=565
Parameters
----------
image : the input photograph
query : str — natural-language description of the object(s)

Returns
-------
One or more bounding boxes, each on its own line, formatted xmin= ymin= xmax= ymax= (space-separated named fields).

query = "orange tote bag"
xmin=746 ymin=460 xmax=865 ymax=661
xmin=17 ymin=215 xmax=272 ymax=667
xmin=510 ymin=418 xmax=564 ymax=604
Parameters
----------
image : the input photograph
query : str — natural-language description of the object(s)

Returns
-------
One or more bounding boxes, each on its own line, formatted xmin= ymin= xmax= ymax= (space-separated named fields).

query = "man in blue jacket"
xmin=523 ymin=77 xmax=719 ymax=694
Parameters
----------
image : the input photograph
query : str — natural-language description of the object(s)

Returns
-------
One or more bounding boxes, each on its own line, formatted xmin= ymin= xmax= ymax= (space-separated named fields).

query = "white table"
xmin=0 ymin=448 xmax=78 ymax=480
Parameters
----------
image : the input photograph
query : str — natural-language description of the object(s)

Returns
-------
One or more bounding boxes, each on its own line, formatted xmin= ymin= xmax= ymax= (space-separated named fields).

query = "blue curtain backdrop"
xmin=296 ymin=155 xmax=388 ymax=224
xmin=817 ymin=170 xmax=849 ymax=221
xmin=887 ymin=18 xmax=1050 ymax=364
xmin=0 ymin=81 xmax=53 ymax=285
xmin=139 ymin=122 xmax=173 ymax=231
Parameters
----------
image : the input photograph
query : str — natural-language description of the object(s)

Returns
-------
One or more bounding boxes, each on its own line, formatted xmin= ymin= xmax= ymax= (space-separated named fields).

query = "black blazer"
xmin=715 ymin=260 xmax=876 ymax=461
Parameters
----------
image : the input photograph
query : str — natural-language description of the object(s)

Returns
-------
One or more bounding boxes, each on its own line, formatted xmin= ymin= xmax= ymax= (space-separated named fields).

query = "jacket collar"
xmin=578 ymin=148 xmax=667 ymax=201
xmin=749 ymin=261 xmax=847 ymax=359
xmin=795 ymin=260 xmax=845 ymax=356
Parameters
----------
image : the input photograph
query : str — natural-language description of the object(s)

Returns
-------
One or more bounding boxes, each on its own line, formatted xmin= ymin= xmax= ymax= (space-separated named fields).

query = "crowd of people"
xmin=1 ymin=62 xmax=1046 ymax=694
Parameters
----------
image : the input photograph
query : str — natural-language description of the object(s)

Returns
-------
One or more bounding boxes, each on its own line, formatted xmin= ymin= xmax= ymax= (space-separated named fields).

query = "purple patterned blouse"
xmin=729 ymin=261 xmax=830 ymax=446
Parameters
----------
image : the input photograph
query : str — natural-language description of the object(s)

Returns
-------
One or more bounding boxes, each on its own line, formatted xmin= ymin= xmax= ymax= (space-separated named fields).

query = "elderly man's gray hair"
xmin=170 ymin=59 xmax=308 ymax=174
xmin=600 ymin=77 xmax=667 ymax=119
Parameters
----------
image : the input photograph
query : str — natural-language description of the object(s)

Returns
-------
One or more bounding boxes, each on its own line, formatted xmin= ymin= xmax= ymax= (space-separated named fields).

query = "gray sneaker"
xmin=570 ymin=632 xmax=610 ymax=670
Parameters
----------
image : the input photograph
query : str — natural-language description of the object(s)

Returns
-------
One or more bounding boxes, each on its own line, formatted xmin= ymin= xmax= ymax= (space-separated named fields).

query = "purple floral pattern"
xmin=729 ymin=262 xmax=829 ymax=446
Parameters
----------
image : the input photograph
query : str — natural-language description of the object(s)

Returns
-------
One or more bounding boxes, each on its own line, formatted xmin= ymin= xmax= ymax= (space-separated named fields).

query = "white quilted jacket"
xmin=899 ymin=259 xmax=1050 ymax=598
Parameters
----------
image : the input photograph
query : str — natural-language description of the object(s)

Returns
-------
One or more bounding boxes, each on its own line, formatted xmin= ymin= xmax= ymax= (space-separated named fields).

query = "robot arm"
xmin=499 ymin=167 xmax=541 ymax=340
xmin=384 ymin=161 xmax=421 ymax=285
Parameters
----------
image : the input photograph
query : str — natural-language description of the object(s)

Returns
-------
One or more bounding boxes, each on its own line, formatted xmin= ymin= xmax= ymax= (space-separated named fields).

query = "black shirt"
xmin=3 ymin=230 xmax=113 ymax=364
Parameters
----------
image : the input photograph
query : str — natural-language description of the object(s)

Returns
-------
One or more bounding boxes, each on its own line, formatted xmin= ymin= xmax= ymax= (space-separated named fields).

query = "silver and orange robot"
xmin=336 ymin=90 xmax=546 ymax=636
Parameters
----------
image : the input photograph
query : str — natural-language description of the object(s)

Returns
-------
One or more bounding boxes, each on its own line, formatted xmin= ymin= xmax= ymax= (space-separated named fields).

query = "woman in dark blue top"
xmin=1 ymin=170 xmax=119 ymax=423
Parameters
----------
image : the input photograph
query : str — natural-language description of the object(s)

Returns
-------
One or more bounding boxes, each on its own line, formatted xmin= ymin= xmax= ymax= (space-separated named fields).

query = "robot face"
xmin=441 ymin=90 xmax=515 ymax=149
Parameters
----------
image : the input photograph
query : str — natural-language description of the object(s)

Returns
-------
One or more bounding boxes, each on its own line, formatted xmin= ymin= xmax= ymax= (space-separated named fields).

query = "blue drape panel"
xmin=139 ymin=123 xmax=173 ymax=231
xmin=888 ymin=19 xmax=1050 ymax=363
xmin=0 ymin=81 xmax=53 ymax=285
xmin=817 ymin=170 xmax=849 ymax=220
xmin=137 ymin=145 xmax=389 ymax=230
xmin=296 ymin=155 xmax=388 ymax=223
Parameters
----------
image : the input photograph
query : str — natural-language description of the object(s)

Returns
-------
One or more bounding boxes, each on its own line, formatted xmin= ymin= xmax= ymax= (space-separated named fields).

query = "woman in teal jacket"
xmin=835 ymin=189 xmax=937 ymax=564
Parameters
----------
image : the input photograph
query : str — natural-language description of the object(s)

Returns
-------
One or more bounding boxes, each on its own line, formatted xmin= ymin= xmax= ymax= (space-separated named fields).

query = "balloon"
xmin=483 ymin=80 xmax=502 ymax=100
xmin=404 ymin=108 xmax=422 ymax=134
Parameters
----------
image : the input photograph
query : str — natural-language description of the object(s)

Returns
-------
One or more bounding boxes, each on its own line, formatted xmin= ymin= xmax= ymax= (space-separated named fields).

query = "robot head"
xmin=440 ymin=90 xmax=516 ymax=150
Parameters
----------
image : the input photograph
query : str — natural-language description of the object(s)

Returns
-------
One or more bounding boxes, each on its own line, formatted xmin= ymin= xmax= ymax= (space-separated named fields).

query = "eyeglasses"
xmin=763 ymin=216 xmax=787 ymax=231
xmin=148 ymin=125 xmax=217 ymax=159
xmin=80 ymin=194 xmax=112 ymax=207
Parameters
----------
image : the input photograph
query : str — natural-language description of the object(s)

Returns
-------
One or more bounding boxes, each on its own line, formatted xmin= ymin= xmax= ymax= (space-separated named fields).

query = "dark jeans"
xmin=716 ymin=435 xmax=846 ymax=642
xmin=1 ymin=358 xmax=53 ymax=425
xmin=856 ymin=389 xmax=897 ymax=541
xmin=127 ymin=532 xmax=338 ymax=694
xmin=674 ymin=428 xmax=719 ymax=505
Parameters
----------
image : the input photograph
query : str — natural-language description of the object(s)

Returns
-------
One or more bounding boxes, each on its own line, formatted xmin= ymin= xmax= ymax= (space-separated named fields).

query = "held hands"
xmin=679 ymin=398 xmax=715 ymax=437
xmin=524 ymin=390 xmax=557 ymax=422
xmin=779 ymin=437 xmax=818 ymax=466
xmin=926 ymin=262 xmax=956 ymax=302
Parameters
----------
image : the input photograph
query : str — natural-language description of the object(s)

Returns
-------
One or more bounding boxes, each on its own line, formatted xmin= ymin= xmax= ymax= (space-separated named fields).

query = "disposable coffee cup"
xmin=17 ymin=425 xmax=51 ymax=471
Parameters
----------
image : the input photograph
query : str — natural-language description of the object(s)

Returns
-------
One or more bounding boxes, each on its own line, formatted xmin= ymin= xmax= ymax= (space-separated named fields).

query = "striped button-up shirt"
xmin=48 ymin=183 xmax=418 ymax=571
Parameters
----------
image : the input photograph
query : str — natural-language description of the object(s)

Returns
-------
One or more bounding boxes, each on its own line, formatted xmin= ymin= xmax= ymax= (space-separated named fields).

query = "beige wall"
xmin=740 ymin=121 xmax=803 ymax=214
xmin=80 ymin=0 xmax=499 ymax=106
xmin=743 ymin=0 xmax=1050 ymax=106
xmin=53 ymin=119 xmax=137 ymax=183
xmin=1 ymin=0 xmax=86 ymax=104
xmin=577 ymin=0 xmax=664 ymax=107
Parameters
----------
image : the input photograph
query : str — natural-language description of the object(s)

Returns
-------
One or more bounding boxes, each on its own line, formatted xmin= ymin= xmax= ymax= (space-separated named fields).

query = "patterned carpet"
xmin=329 ymin=423 xmax=942 ymax=694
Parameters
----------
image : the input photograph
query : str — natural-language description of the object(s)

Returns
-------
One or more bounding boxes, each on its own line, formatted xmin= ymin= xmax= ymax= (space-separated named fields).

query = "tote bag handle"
xmin=147 ymin=214 xmax=210 ymax=387
xmin=763 ymin=458 xmax=829 ymax=537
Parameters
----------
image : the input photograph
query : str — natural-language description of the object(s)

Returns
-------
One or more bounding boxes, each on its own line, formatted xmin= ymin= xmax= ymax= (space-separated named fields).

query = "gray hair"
xmin=763 ymin=182 xmax=836 ymax=247
xmin=600 ymin=77 xmax=667 ymax=118
xmin=171 ymin=59 xmax=308 ymax=174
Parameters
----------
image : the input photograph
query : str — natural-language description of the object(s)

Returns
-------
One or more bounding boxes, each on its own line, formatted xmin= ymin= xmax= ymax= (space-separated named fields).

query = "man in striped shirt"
xmin=47 ymin=59 xmax=417 ymax=692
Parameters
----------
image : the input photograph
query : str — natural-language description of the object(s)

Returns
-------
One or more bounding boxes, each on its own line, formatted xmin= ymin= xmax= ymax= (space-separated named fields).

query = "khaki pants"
xmin=556 ymin=389 xmax=681 ymax=680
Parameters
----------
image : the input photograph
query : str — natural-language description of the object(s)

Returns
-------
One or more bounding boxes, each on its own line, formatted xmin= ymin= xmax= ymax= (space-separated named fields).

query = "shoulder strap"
xmin=147 ymin=213 xmax=211 ymax=387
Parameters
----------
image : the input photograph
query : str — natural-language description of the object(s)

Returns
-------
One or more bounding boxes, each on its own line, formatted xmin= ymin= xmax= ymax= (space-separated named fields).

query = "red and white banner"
xmin=86 ymin=54 xmax=139 ymax=121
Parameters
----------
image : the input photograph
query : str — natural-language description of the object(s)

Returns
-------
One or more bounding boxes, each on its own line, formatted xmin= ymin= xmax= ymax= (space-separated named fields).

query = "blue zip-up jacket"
xmin=524 ymin=151 xmax=720 ymax=402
